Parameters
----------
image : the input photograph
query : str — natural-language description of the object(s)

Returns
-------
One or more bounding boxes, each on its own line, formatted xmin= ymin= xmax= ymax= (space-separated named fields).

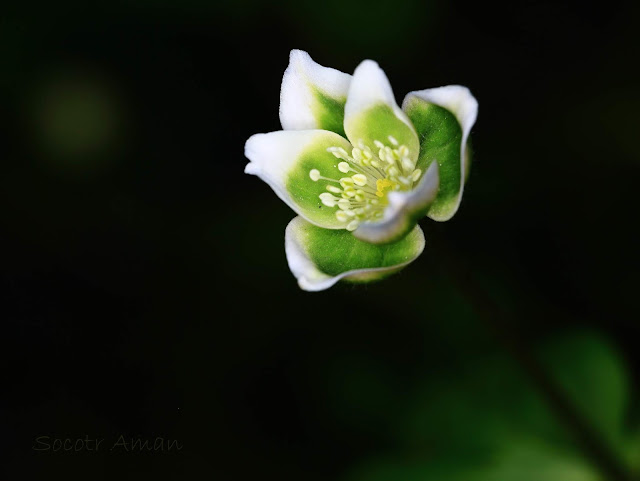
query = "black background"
xmin=1 ymin=0 xmax=639 ymax=479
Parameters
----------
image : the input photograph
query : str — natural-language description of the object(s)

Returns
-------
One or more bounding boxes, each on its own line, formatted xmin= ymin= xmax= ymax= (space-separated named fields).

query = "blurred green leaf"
xmin=345 ymin=442 xmax=602 ymax=481
xmin=539 ymin=331 xmax=629 ymax=451
xmin=623 ymin=429 xmax=640 ymax=475
xmin=344 ymin=330 xmax=632 ymax=481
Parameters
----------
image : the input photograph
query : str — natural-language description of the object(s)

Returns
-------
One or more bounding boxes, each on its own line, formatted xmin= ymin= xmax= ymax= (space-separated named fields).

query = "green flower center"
xmin=309 ymin=136 xmax=422 ymax=231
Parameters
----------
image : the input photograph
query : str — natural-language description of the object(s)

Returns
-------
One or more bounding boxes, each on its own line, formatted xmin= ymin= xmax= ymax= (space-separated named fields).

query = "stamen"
xmin=401 ymin=157 xmax=414 ymax=171
xmin=319 ymin=192 xmax=338 ymax=207
xmin=340 ymin=177 xmax=354 ymax=188
xmin=315 ymin=138 xmax=417 ymax=228
xmin=346 ymin=220 xmax=360 ymax=231
xmin=335 ymin=211 xmax=349 ymax=222
xmin=338 ymin=199 xmax=351 ymax=210
xmin=351 ymin=174 xmax=368 ymax=186
xmin=309 ymin=169 xmax=343 ymax=185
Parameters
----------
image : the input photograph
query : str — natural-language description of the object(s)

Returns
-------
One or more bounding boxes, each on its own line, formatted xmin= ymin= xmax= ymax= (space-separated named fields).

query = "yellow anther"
xmin=375 ymin=178 xmax=397 ymax=198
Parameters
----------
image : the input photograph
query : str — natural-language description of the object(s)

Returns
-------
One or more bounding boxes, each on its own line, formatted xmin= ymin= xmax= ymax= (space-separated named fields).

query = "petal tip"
xmin=279 ymin=50 xmax=350 ymax=131
xmin=402 ymin=85 xmax=478 ymax=129
xmin=243 ymin=133 xmax=264 ymax=161
xmin=353 ymin=59 xmax=381 ymax=74
xmin=297 ymin=277 xmax=338 ymax=292
xmin=288 ymin=48 xmax=310 ymax=64
xmin=244 ymin=162 xmax=259 ymax=175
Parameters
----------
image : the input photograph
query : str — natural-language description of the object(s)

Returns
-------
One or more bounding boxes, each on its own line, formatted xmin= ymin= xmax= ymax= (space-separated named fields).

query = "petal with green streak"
xmin=285 ymin=216 xmax=425 ymax=291
xmin=245 ymin=130 xmax=354 ymax=229
xmin=402 ymin=85 xmax=478 ymax=221
xmin=279 ymin=49 xmax=351 ymax=137
xmin=344 ymin=60 xmax=419 ymax=160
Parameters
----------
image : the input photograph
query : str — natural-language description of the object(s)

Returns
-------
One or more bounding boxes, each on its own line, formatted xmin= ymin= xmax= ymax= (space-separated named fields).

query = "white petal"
xmin=285 ymin=216 xmax=425 ymax=292
xmin=353 ymin=162 xmax=440 ymax=244
xmin=244 ymin=129 xmax=353 ymax=229
xmin=402 ymin=85 xmax=478 ymax=220
xmin=279 ymin=49 xmax=351 ymax=131
xmin=343 ymin=60 xmax=419 ymax=156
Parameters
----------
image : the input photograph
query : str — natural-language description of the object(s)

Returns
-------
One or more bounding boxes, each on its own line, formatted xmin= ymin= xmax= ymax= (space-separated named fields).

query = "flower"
xmin=244 ymin=50 xmax=477 ymax=291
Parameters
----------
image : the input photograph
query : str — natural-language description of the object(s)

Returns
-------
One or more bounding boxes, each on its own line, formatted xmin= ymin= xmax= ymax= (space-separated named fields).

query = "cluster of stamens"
xmin=309 ymin=136 xmax=422 ymax=231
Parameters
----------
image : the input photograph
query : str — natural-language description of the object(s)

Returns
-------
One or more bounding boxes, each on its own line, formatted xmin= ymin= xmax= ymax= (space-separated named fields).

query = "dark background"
xmin=1 ymin=0 xmax=639 ymax=479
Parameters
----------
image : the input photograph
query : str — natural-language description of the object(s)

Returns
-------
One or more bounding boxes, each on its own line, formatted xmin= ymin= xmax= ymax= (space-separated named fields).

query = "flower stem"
xmin=432 ymin=230 xmax=632 ymax=481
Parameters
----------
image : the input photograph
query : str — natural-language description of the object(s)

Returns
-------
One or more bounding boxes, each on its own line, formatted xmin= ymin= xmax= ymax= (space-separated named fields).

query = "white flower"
xmin=245 ymin=50 xmax=477 ymax=291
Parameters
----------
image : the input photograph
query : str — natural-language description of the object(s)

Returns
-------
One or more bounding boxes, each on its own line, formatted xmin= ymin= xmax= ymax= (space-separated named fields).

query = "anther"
xmin=338 ymin=199 xmax=351 ymax=210
xmin=346 ymin=220 xmax=359 ymax=231
xmin=340 ymin=177 xmax=354 ymax=187
xmin=335 ymin=211 xmax=349 ymax=222
xmin=351 ymin=174 xmax=368 ymax=186
xmin=401 ymin=157 xmax=414 ymax=171
xmin=319 ymin=193 xmax=337 ymax=207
